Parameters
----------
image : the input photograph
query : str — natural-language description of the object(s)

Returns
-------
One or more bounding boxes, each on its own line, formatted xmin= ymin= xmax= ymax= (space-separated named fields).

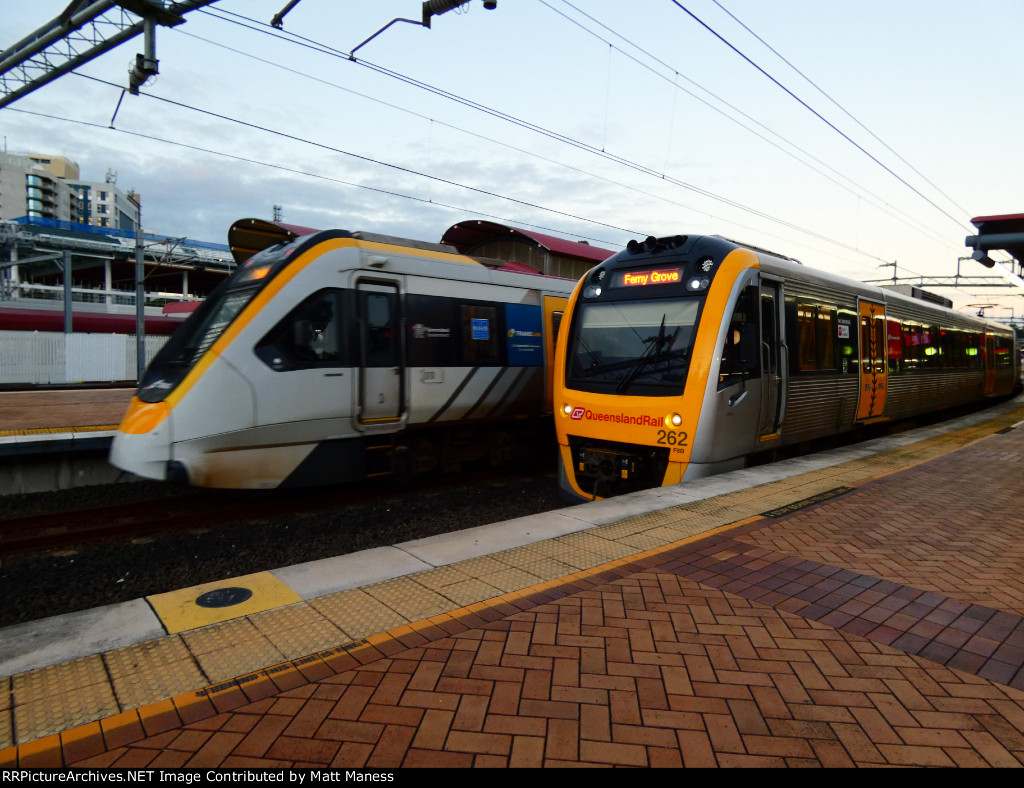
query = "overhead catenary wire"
xmin=168 ymin=26 xmax=889 ymax=274
xmin=5 ymin=103 xmax=630 ymax=249
xmin=193 ymin=6 xmax=899 ymax=267
xmin=543 ymin=0 xmax=953 ymax=253
xmin=709 ymin=0 xmax=974 ymax=221
xmin=667 ymin=0 xmax=970 ymax=233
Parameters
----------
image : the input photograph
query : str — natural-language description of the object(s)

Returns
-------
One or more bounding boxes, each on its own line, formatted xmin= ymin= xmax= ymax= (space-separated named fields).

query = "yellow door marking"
xmin=147 ymin=571 xmax=302 ymax=634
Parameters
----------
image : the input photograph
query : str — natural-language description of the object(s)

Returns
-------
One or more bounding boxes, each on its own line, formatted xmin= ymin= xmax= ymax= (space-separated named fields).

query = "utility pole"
xmin=135 ymin=205 xmax=146 ymax=381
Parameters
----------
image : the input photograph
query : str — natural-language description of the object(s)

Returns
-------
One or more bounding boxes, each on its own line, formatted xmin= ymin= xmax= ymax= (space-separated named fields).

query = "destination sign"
xmin=614 ymin=267 xmax=682 ymax=288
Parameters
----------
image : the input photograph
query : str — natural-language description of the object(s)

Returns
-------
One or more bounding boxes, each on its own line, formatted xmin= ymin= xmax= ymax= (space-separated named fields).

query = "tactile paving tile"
xmin=443 ymin=554 xmax=512 ymax=577
xmin=104 ymin=636 xmax=206 ymax=711
xmin=308 ymin=588 xmax=408 ymax=642
xmin=472 ymin=566 xmax=546 ymax=594
xmin=407 ymin=565 xmax=475 ymax=592
xmin=12 ymin=654 xmax=109 ymax=701
xmin=181 ymin=618 xmax=286 ymax=685
xmin=558 ymin=530 xmax=640 ymax=559
xmin=363 ymin=576 xmax=454 ymax=621
xmin=248 ymin=603 xmax=347 ymax=661
xmin=13 ymin=679 xmax=118 ymax=744
xmin=487 ymin=548 xmax=577 ymax=580
xmin=0 ymin=711 xmax=10 ymax=751
xmin=428 ymin=577 xmax=504 ymax=607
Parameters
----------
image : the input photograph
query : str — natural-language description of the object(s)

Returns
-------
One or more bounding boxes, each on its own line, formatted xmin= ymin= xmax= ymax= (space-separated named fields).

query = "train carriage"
xmin=110 ymin=219 xmax=576 ymax=489
xmin=554 ymin=234 xmax=1020 ymax=502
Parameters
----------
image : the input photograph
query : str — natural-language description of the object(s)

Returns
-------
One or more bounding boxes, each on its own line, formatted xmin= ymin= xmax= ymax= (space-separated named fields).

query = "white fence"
xmin=0 ymin=331 xmax=168 ymax=385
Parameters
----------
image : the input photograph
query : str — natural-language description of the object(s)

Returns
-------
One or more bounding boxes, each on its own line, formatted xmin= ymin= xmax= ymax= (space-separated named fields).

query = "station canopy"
xmin=227 ymin=218 xmax=320 ymax=265
xmin=440 ymin=220 xmax=614 ymax=264
xmin=966 ymin=213 xmax=1024 ymax=268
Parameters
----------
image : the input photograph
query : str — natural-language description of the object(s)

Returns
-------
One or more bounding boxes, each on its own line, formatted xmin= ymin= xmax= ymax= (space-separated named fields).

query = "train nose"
xmin=108 ymin=398 xmax=173 ymax=481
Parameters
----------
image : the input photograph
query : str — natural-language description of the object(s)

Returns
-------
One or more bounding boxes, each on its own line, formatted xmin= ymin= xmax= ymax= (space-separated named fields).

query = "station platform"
xmin=3 ymin=395 xmax=1024 ymax=768
xmin=0 ymin=388 xmax=133 ymax=492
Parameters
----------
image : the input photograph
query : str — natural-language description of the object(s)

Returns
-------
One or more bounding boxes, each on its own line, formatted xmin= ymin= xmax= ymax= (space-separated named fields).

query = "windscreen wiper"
xmin=615 ymin=315 xmax=682 ymax=393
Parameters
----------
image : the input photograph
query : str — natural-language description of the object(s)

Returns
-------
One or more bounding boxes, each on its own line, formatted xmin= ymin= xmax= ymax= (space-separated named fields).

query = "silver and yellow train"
xmin=554 ymin=234 xmax=1020 ymax=502
xmin=110 ymin=219 xmax=574 ymax=489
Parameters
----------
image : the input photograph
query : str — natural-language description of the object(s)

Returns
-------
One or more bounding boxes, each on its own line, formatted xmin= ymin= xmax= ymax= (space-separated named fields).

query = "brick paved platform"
xmin=3 ymin=403 xmax=1024 ymax=768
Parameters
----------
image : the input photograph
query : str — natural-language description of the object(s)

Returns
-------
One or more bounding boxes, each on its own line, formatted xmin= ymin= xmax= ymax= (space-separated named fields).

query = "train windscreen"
xmin=566 ymin=298 xmax=700 ymax=396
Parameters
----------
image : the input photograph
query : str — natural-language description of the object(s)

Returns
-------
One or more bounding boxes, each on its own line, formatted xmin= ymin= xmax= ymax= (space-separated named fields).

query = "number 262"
xmin=656 ymin=430 xmax=687 ymax=446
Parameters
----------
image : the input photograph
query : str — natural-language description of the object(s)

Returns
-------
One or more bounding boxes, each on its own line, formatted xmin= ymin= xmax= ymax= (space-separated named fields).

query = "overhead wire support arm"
xmin=348 ymin=1 xmax=490 ymax=61
xmin=0 ymin=0 xmax=217 ymax=110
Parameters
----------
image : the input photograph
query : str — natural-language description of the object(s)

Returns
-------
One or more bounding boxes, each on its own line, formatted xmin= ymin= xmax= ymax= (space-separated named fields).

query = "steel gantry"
xmin=0 ymin=0 xmax=220 ymax=110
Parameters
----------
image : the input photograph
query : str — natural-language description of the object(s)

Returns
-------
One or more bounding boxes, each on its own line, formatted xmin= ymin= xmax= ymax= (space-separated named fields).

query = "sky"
xmin=2 ymin=0 xmax=1023 ymax=320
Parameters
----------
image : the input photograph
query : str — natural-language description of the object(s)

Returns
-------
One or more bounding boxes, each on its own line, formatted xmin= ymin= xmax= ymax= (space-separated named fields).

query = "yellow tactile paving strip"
xmin=147 ymin=571 xmax=304 ymax=634
xmin=2 ymin=402 xmax=1023 ymax=761
xmin=0 ymin=425 xmax=119 ymax=437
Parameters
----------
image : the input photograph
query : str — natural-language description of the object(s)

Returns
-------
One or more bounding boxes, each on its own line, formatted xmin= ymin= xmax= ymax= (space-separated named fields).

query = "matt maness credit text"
xmin=2 ymin=772 xmax=395 ymax=783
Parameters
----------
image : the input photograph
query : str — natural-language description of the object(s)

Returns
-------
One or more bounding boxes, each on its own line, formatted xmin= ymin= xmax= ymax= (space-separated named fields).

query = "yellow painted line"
xmin=147 ymin=571 xmax=302 ymax=635
xmin=0 ymin=425 xmax=118 ymax=437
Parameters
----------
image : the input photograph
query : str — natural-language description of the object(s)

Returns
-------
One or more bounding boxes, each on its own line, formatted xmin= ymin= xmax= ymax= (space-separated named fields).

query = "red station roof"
xmin=440 ymin=220 xmax=616 ymax=264
xmin=967 ymin=213 xmax=1024 ymax=265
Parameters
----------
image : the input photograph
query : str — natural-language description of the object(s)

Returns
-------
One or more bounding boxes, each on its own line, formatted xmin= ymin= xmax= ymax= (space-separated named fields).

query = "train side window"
xmin=407 ymin=294 xmax=456 ymax=366
xmin=922 ymin=326 xmax=940 ymax=369
xmin=903 ymin=323 xmax=921 ymax=370
xmin=460 ymin=304 xmax=502 ymax=364
xmin=551 ymin=311 xmax=563 ymax=339
xmin=796 ymin=304 xmax=817 ymax=372
xmin=837 ymin=312 xmax=857 ymax=373
xmin=718 ymin=285 xmax=758 ymax=390
xmin=995 ymin=336 xmax=1013 ymax=369
xmin=255 ymin=289 xmax=345 ymax=371
xmin=817 ymin=307 xmax=837 ymax=370
xmin=887 ymin=319 xmax=902 ymax=373
xmin=795 ymin=301 xmax=837 ymax=372
xmin=966 ymin=333 xmax=982 ymax=369
xmin=363 ymin=292 xmax=399 ymax=367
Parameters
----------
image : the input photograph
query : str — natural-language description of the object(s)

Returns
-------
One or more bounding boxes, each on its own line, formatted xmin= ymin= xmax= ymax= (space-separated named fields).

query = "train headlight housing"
xmin=563 ymin=403 xmax=574 ymax=416
xmin=667 ymin=412 xmax=683 ymax=427
xmin=686 ymin=277 xmax=710 ymax=292
xmin=583 ymin=285 xmax=602 ymax=298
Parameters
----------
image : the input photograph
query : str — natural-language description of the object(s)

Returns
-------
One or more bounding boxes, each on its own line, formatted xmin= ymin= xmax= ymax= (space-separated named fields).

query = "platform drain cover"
xmin=195 ymin=587 xmax=254 ymax=608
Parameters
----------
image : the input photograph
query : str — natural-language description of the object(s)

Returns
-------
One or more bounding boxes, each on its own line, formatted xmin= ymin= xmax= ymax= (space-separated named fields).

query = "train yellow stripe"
xmin=119 ymin=238 xmax=484 ymax=435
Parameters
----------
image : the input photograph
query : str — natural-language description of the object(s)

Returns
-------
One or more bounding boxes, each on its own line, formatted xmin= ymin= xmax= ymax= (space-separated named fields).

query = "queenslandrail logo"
xmin=570 ymin=408 xmax=662 ymax=426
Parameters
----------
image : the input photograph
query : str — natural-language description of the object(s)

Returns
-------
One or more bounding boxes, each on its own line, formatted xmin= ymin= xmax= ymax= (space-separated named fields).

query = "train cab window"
xmin=255 ymin=289 xmax=346 ymax=371
xmin=567 ymin=298 xmax=700 ymax=395
xmin=718 ymin=285 xmax=758 ymax=390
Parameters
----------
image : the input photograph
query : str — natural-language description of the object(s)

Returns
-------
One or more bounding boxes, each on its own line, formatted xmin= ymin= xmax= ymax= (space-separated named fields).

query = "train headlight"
xmin=583 ymin=285 xmax=602 ymax=298
xmin=563 ymin=403 xmax=574 ymax=416
xmin=667 ymin=412 xmax=683 ymax=427
xmin=686 ymin=277 xmax=710 ymax=292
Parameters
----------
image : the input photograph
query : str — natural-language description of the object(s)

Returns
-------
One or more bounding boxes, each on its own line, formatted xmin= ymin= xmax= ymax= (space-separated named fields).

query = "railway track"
xmin=0 ymin=465 xmax=557 ymax=557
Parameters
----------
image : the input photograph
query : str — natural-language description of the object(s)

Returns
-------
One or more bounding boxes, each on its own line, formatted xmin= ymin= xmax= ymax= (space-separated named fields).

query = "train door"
xmin=983 ymin=332 xmax=996 ymax=396
xmin=856 ymin=300 xmax=887 ymax=420
xmin=757 ymin=279 xmax=786 ymax=439
xmin=543 ymin=295 xmax=568 ymax=412
xmin=356 ymin=279 xmax=403 ymax=422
